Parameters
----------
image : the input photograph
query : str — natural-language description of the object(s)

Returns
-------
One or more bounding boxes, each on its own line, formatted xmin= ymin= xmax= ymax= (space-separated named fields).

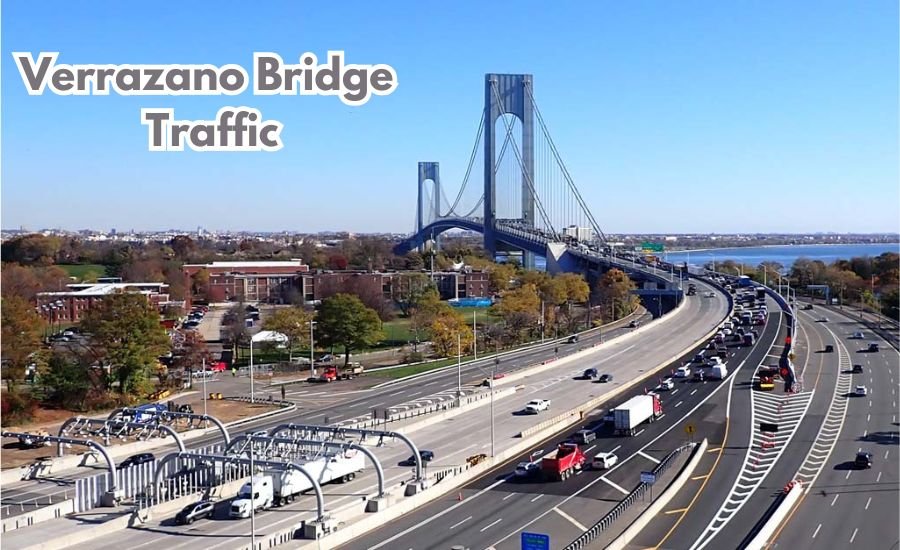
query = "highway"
xmin=339 ymin=291 xmax=779 ymax=550
xmin=0 ymin=308 xmax=651 ymax=515
xmin=768 ymin=306 xmax=899 ymax=550
xmin=13 ymin=281 xmax=730 ymax=550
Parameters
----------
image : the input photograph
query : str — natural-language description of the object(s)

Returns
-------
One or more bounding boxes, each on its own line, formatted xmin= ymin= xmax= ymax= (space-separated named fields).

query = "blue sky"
xmin=2 ymin=1 xmax=897 ymax=234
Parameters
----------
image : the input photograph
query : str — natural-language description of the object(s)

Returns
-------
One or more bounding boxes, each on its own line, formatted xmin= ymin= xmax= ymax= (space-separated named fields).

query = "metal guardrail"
xmin=1 ymin=492 xmax=70 ymax=518
xmin=562 ymin=442 xmax=697 ymax=550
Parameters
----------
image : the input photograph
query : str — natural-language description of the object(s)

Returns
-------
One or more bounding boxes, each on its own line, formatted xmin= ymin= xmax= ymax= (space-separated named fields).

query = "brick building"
xmin=300 ymin=270 xmax=490 ymax=302
xmin=36 ymin=282 xmax=170 ymax=323
xmin=182 ymin=260 xmax=310 ymax=305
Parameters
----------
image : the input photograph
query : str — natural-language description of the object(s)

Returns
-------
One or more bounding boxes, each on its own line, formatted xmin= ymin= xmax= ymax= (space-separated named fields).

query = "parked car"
xmin=174 ymin=500 xmax=215 ymax=525
xmin=119 ymin=452 xmax=155 ymax=469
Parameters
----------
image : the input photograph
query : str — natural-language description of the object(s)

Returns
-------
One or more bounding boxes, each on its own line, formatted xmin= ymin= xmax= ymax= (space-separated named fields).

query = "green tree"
xmin=317 ymin=294 xmax=384 ymax=366
xmin=1 ymin=296 xmax=46 ymax=390
xmin=80 ymin=291 xmax=170 ymax=398
xmin=595 ymin=269 xmax=639 ymax=321
xmin=429 ymin=310 xmax=474 ymax=357
xmin=190 ymin=268 xmax=210 ymax=299
xmin=493 ymin=283 xmax=541 ymax=342
xmin=38 ymin=352 xmax=94 ymax=411
xmin=488 ymin=263 xmax=518 ymax=294
xmin=263 ymin=306 xmax=314 ymax=361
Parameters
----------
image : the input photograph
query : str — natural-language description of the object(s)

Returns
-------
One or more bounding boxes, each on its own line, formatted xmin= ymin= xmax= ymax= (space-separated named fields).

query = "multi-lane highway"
xmin=4 ymin=280 xmax=731 ymax=550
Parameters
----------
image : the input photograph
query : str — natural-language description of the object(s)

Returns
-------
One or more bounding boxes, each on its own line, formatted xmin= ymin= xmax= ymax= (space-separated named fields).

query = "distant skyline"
xmin=2 ymin=1 xmax=898 ymax=234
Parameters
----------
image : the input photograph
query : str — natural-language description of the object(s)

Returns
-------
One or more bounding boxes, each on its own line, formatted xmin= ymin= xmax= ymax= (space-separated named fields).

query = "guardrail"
xmin=563 ymin=442 xmax=699 ymax=550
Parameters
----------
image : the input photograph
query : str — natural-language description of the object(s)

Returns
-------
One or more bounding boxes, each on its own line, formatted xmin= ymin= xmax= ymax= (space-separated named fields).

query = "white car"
xmin=525 ymin=399 xmax=551 ymax=414
xmin=657 ymin=379 xmax=675 ymax=391
xmin=851 ymin=332 xmax=865 ymax=339
xmin=855 ymin=385 xmax=868 ymax=397
xmin=592 ymin=452 xmax=618 ymax=470
xmin=515 ymin=461 xmax=540 ymax=477
xmin=675 ymin=366 xmax=691 ymax=378
xmin=723 ymin=328 xmax=733 ymax=336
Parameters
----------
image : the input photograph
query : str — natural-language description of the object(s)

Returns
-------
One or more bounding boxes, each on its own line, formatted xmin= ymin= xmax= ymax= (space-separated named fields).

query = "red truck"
xmin=317 ymin=364 xmax=365 ymax=383
xmin=541 ymin=443 xmax=586 ymax=481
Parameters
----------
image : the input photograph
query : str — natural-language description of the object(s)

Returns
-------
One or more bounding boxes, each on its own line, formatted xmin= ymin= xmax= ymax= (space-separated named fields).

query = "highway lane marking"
xmin=675 ymin=401 xmax=683 ymax=408
xmin=869 ymin=400 xmax=872 ymax=407
xmin=370 ymin=402 xmax=386 ymax=408
xmin=885 ymin=450 xmax=890 ymax=460
xmin=665 ymin=508 xmax=688 ymax=515
xmin=690 ymin=389 xmax=698 ymax=396
xmin=502 ymin=493 xmax=515 ymax=501
xmin=599 ymin=477 xmax=629 ymax=495
xmin=691 ymin=474 xmax=709 ymax=480
xmin=706 ymin=447 xmax=721 ymax=453
xmin=845 ymin=470 xmax=852 ymax=480
xmin=831 ymin=494 xmax=840 ymax=506
xmin=530 ymin=494 xmax=544 ymax=502
xmin=554 ymin=507 xmax=587 ymax=531
xmin=812 ymin=523 xmax=822 ymax=538
xmin=635 ymin=429 xmax=646 ymax=437
xmin=449 ymin=516 xmax=472 ymax=530
xmin=865 ymin=497 xmax=872 ymax=510
xmin=480 ymin=518 xmax=503 ymax=532
xmin=584 ymin=445 xmax=597 ymax=453
xmin=850 ymin=528 xmax=858 ymax=544
xmin=877 ymin=471 xmax=882 ymax=482
xmin=671 ymin=389 xmax=679 ymax=395
xmin=867 ymin=414 xmax=871 ymax=422
xmin=638 ymin=451 xmax=661 ymax=464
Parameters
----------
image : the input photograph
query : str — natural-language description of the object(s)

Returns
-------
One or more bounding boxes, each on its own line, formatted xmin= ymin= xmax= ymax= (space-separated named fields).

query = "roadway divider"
xmin=743 ymin=480 xmax=804 ymax=550
xmin=599 ymin=438 xmax=709 ymax=550
xmin=1 ymin=499 xmax=74 ymax=534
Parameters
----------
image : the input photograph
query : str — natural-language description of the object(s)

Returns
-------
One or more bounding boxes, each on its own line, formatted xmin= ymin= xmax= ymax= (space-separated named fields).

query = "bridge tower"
xmin=417 ymin=162 xmax=441 ymax=252
xmin=484 ymin=74 xmax=536 ymax=269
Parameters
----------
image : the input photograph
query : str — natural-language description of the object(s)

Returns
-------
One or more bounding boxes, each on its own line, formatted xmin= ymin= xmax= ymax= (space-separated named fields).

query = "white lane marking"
xmin=530 ymin=494 xmax=544 ymax=502
xmin=850 ymin=528 xmax=858 ymax=543
xmin=635 ymin=429 xmax=646 ymax=437
xmin=554 ymin=507 xmax=588 ymax=531
xmin=409 ymin=391 xmax=424 ymax=397
xmin=480 ymin=518 xmax=503 ymax=532
xmin=584 ymin=445 xmax=597 ymax=453
xmin=812 ymin=523 xmax=822 ymax=538
xmin=869 ymin=400 xmax=872 ymax=407
xmin=502 ymin=493 xmax=515 ymax=501
xmin=599 ymin=476 xmax=629 ymax=495
xmin=611 ymin=445 xmax=622 ymax=453
xmin=877 ymin=472 xmax=883 ymax=482
xmin=638 ymin=450 xmax=661 ymax=464
xmin=831 ymin=494 xmax=840 ymax=506
xmin=690 ymin=389 xmax=698 ymax=396
xmin=449 ymin=516 xmax=472 ymax=530
xmin=846 ymin=470 xmax=852 ymax=480
xmin=885 ymin=450 xmax=890 ymax=460
xmin=671 ymin=389 xmax=679 ymax=395
xmin=865 ymin=497 xmax=872 ymax=510
xmin=370 ymin=402 xmax=386 ymax=408
xmin=867 ymin=414 xmax=871 ymax=422
xmin=675 ymin=401 xmax=684 ymax=408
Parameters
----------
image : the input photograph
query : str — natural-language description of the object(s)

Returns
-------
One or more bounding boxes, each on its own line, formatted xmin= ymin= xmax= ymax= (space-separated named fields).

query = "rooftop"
xmin=37 ymin=282 xmax=168 ymax=298
xmin=184 ymin=260 xmax=307 ymax=268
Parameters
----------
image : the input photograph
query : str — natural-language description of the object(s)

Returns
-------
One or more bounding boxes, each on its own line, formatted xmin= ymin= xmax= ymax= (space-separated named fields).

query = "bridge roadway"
xmin=340 ymin=292 xmax=778 ymax=550
xmin=767 ymin=307 xmax=899 ymax=550
xmin=1 ymin=308 xmax=653 ymax=513
xmin=30 ymin=281 xmax=729 ymax=550
xmin=634 ymin=302 xmax=898 ymax=549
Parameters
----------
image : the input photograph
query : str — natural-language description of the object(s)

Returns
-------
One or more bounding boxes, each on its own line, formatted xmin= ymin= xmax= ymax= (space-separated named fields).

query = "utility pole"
xmin=249 ymin=337 xmax=255 ymax=404
xmin=456 ymin=334 xmax=462 ymax=402
xmin=491 ymin=358 xmax=498 ymax=457
xmin=202 ymin=357 xmax=207 ymax=422
xmin=309 ymin=320 xmax=317 ymax=377
xmin=250 ymin=445 xmax=256 ymax=550
xmin=473 ymin=310 xmax=477 ymax=360
xmin=540 ymin=300 xmax=545 ymax=343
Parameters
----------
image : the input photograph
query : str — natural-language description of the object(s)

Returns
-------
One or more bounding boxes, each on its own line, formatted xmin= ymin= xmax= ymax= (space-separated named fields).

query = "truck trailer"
xmin=613 ymin=394 xmax=663 ymax=436
xmin=229 ymin=450 xmax=365 ymax=518
xmin=540 ymin=443 xmax=586 ymax=481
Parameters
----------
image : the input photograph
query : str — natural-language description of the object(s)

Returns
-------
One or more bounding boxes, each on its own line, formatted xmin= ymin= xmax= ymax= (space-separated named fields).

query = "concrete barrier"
xmin=13 ymin=511 xmax=133 ymax=550
xmin=743 ymin=481 xmax=804 ymax=550
xmin=605 ymin=438 xmax=709 ymax=550
xmin=1 ymin=499 xmax=75 ymax=533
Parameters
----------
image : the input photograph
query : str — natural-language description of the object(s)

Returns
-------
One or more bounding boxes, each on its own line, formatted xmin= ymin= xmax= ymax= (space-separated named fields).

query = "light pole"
xmin=490 ymin=357 xmax=498 ymax=457
xmin=309 ymin=320 xmax=317 ymax=377
xmin=249 ymin=336 xmax=255 ymax=404
xmin=473 ymin=310 xmax=477 ymax=360
xmin=202 ymin=357 xmax=208 ymax=420
xmin=456 ymin=334 xmax=462 ymax=402
xmin=250 ymin=442 xmax=256 ymax=549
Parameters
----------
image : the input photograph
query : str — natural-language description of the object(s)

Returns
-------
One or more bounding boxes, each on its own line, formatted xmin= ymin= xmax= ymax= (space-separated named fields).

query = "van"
xmin=573 ymin=429 xmax=596 ymax=444
xmin=710 ymin=364 xmax=728 ymax=380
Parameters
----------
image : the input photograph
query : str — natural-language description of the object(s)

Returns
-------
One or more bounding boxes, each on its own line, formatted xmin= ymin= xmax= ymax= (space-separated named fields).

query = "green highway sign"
xmin=641 ymin=242 xmax=665 ymax=253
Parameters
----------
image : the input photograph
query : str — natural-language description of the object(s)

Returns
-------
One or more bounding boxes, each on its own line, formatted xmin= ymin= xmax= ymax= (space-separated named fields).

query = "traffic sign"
xmin=640 ymin=471 xmax=657 ymax=484
xmin=685 ymin=424 xmax=695 ymax=435
xmin=641 ymin=242 xmax=665 ymax=253
xmin=521 ymin=532 xmax=550 ymax=550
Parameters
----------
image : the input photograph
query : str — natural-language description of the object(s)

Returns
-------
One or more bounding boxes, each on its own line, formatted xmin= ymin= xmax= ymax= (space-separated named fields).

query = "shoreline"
xmin=665 ymin=242 xmax=900 ymax=256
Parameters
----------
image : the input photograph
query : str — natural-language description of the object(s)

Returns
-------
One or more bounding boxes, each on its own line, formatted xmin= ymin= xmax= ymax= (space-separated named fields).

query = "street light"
xmin=308 ymin=320 xmax=317 ymax=377
xmin=491 ymin=357 xmax=498 ymax=457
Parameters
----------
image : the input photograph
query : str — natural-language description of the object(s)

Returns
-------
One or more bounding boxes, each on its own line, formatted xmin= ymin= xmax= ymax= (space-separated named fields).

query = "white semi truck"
xmin=612 ymin=394 xmax=663 ymax=436
xmin=229 ymin=450 xmax=365 ymax=518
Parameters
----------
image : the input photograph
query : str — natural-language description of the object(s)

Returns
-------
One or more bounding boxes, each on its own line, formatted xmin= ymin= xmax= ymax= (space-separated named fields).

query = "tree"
xmin=38 ymin=352 xmax=94 ymax=411
xmin=328 ymin=254 xmax=349 ymax=270
xmin=594 ymin=269 xmax=639 ymax=321
xmin=316 ymin=294 xmax=384 ymax=366
xmin=170 ymin=235 xmax=195 ymax=260
xmin=395 ymin=273 xmax=434 ymax=317
xmin=493 ymin=283 xmax=541 ymax=342
xmin=429 ymin=310 xmax=474 ymax=357
xmin=409 ymin=287 xmax=452 ymax=348
xmin=488 ymin=263 xmax=518 ymax=294
xmin=404 ymin=252 xmax=425 ymax=271
xmin=80 ymin=291 xmax=170 ymax=398
xmin=1 ymin=296 xmax=46 ymax=390
xmin=263 ymin=307 xmax=314 ymax=361
xmin=191 ymin=268 xmax=211 ymax=299
xmin=555 ymin=273 xmax=590 ymax=333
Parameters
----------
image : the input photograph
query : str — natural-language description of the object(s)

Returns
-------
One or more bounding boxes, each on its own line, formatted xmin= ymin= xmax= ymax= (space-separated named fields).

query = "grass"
xmin=368 ymin=354 xmax=483 ymax=379
xmin=58 ymin=264 xmax=108 ymax=280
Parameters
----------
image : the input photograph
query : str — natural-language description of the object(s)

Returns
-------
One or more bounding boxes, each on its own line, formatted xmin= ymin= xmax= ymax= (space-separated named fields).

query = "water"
xmin=662 ymin=243 xmax=899 ymax=270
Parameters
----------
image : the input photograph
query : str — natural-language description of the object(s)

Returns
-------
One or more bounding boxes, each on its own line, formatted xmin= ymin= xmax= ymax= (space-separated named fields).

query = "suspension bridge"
xmin=394 ymin=73 xmax=683 ymax=312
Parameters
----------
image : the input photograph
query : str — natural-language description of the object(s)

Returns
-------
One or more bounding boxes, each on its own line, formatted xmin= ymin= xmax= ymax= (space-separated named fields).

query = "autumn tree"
xmin=316 ymin=294 xmax=384 ymax=366
xmin=555 ymin=273 xmax=590 ymax=332
xmin=1 ymin=263 xmax=70 ymax=301
xmin=493 ymin=283 xmax=541 ymax=342
xmin=263 ymin=306 xmax=314 ymax=361
xmin=594 ymin=269 xmax=639 ymax=321
xmin=1 ymin=296 xmax=46 ymax=390
xmin=170 ymin=235 xmax=195 ymax=260
xmin=80 ymin=291 xmax=170 ymax=398
xmin=487 ymin=263 xmax=518 ymax=294
xmin=190 ymin=268 xmax=211 ymax=300
xmin=429 ymin=310 xmax=474 ymax=357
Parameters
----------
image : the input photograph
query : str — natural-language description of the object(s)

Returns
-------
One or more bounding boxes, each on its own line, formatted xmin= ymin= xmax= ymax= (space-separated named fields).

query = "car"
xmin=851 ymin=332 xmax=865 ymax=339
xmin=803 ymin=304 xmax=814 ymax=310
xmin=515 ymin=461 xmax=540 ymax=477
xmin=402 ymin=450 xmax=435 ymax=465
xmin=675 ymin=366 xmax=691 ymax=378
xmin=524 ymin=399 xmax=551 ymax=413
xmin=706 ymin=292 xmax=716 ymax=298
xmin=592 ymin=452 xmax=618 ymax=470
xmin=855 ymin=451 xmax=873 ymax=469
xmin=628 ymin=320 xmax=639 ymax=328
xmin=868 ymin=342 xmax=880 ymax=352
xmin=824 ymin=345 xmax=834 ymax=353
xmin=852 ymin=364 xmax=864 ymax=374
xmin=583 ymin=368 xmax=598 ymax=380
xmin=174 ymin=500 xmax=215 ymax=525
xmin=597 ymin=373 xmax=613 ymax=383
xmin=119 ymin=452 xmax=155 ymax=469
xmin=573 ymin=429 xmax=596 ymax=444
xmin=657 ymin=379 xmax=675 ymax=391
xmin=855 ymin=385 xmax=868 ymax=397
xmin=567 ymin=335 xmax=579 ymax=343
xmin=723 ymin=328 xmax=733 ymax=336
xmin=818 ymin=317 xmax=829 ymax=323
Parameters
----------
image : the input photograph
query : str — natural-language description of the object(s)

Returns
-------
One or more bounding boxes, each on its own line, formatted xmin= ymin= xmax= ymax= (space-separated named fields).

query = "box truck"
xmin=613 ymin=394 xmax=663 ymax=436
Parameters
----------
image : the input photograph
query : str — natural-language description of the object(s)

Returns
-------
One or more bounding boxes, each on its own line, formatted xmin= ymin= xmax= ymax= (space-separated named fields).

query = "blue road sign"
xmin=521 ymin=531 xmax=550 ymax=550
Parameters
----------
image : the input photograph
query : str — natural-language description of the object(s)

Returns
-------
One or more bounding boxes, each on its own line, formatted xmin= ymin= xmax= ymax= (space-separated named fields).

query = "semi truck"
xmin=613 ymin=394 xmax=663 ymax=436
xmin=540 ymin=443 xmax=586 ymax=480
xmin=229 ymin=450 xmax=365 ymax=518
